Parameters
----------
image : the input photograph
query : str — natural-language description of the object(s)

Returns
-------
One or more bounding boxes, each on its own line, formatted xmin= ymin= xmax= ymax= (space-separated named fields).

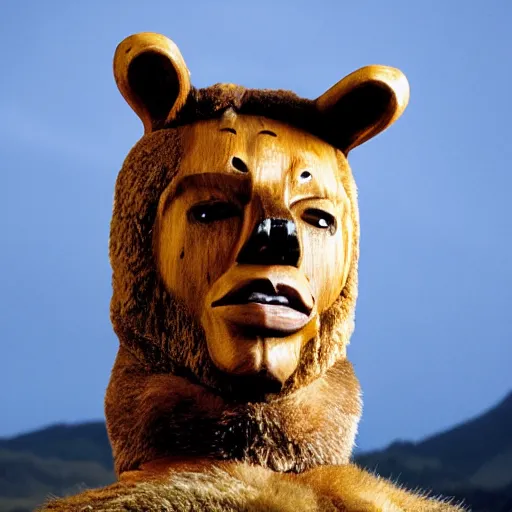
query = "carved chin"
xmin=198 ymin=265 xmax=320 ymax=396
xmin=201 ymin=306 xmax=320 ymax=398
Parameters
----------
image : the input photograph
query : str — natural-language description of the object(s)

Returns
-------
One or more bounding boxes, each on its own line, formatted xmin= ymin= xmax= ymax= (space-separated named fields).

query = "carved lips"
xmin=211 ymin=270 xmax=314 ymax=335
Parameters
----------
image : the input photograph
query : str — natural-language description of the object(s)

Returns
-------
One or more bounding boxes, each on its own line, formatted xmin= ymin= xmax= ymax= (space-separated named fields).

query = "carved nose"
xmin=237 ymin=218 xmax=300 ymax=267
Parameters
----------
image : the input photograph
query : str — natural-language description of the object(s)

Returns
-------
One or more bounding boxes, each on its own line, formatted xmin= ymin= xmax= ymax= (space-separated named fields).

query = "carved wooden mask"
xmin=112 ymin=33 xmax=409 ymax=397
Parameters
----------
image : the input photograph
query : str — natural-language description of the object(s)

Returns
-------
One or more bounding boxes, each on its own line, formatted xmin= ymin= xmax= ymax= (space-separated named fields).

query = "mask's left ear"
xmin=316 ymin=66 xmax=410 ymax=154
xmin=114 ymin=32 xmax=191 ymax=133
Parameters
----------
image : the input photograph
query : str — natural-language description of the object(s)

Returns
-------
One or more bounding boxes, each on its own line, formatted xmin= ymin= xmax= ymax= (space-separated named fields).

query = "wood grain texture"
xmin=112 ymin=32 xmax=409 ymax=154
xmin=154 ymin=113 xmax=353 ymax=384
xmin=114 ymin=32 xmax=191 ymax=133
xmin=316 ymin=65 xmax=410 ymax=152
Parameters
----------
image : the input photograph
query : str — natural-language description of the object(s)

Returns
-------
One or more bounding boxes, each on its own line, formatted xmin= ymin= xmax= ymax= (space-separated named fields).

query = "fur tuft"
xmin=40 ymin=464 xmax=466 ymax=512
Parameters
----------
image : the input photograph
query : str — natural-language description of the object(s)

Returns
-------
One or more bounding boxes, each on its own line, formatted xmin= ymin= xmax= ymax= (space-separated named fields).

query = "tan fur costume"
xmin=39 ymin=34 xmax=465 ymax=511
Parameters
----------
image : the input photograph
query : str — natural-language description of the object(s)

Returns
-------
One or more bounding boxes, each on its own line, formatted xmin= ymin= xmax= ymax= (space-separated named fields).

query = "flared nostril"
xmin=237 ymin=218 xmax=300 ymax=267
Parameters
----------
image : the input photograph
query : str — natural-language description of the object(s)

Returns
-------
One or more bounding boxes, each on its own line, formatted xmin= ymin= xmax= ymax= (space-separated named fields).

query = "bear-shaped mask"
xmin=112 ymin=32 xmax=410 ymax=398
xmin=154 ymin=112 xmax=354 ymax=390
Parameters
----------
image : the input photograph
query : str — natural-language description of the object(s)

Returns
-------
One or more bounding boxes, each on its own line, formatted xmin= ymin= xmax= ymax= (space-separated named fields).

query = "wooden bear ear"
xmin=316 ymin=66 xmax=410 ymax=154
xmin=113 ymin=33 xmax=191 ymax=133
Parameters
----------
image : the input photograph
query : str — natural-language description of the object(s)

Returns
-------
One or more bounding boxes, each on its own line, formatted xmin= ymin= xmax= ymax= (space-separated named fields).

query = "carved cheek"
xmin=299 ymin=209 xmax=348 ymax=313
xmin=156 ymin=201 xmax=243 ymax=317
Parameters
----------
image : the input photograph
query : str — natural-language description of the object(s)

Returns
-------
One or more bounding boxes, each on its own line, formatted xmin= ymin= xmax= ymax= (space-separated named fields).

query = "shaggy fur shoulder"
xmin=39 ymin=463 xmax=466 ymax=512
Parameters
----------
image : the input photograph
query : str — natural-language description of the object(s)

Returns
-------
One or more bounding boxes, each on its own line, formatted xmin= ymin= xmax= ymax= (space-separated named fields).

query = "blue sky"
xmin=1 ymin=1 xmax=510 ymax=452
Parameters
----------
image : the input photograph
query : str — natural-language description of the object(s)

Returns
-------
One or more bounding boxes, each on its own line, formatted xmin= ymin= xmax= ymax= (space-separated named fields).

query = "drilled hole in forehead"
xmin=232 ymin=157 xmax=249 ymax=173
xmin=299 ymin=171 xmax=312 ymax=183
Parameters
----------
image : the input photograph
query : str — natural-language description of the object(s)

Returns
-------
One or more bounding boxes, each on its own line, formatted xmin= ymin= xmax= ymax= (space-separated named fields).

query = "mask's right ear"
xmin=316 ymin=66 xmax=410 ymax=154
xmin=114 ymin=32 xmax=191 ymax=133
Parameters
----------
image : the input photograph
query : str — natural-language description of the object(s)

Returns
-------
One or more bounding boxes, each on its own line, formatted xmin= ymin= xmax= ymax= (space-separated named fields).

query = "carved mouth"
xmin=211 ymin=279 xmax=312 ymax=316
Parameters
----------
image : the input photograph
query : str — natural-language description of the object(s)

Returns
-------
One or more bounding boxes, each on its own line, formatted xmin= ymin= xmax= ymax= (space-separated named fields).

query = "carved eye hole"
xmin=299 ymin=171 xmax=312 ymax=183
xmin=302 ymin=208 xmax=336 ymax=235
xmin=188 ymin=202 xmax=241 ymax=224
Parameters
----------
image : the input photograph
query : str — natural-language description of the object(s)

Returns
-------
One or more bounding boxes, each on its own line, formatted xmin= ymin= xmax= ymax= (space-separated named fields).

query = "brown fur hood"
xmin=106 ymin=84 xmax=362 ymax=475
xmin=105 ymin=33 xmax=409 ymax=477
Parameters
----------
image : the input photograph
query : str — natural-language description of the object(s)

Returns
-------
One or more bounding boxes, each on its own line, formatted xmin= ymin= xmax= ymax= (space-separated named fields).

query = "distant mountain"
xmin=355 ymin=391 xmax=512 ymax=510
xmin=1 ymin=392 xmax=511 ymax=511
xmin=0 ymin=422 xmax=113 ymax=469
xmin=0 ymin=423 xmax=114 ymax=512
